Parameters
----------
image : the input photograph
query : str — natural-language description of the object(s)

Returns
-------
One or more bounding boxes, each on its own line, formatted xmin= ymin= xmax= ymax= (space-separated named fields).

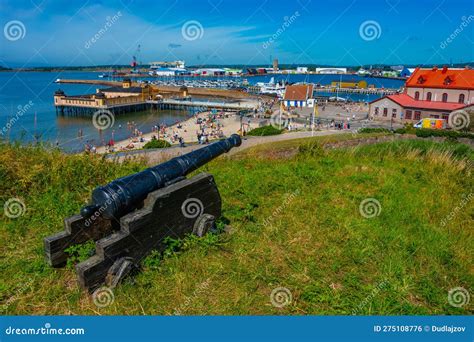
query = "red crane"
xmin=130 ymin=44 xmax=141 ymax=73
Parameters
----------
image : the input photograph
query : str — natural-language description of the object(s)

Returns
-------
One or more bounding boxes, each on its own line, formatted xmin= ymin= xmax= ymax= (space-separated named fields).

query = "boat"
xmin=256 ymin=77 xmax=286 ymax=97
xmin=328 ymin=96 xmax=348 ymax=102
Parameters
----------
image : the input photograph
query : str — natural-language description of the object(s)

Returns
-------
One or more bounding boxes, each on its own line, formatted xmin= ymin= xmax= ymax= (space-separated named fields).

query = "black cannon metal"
xmin=44 ymin=134 xmax=241 ymax=292
xmin=81 ymin=134 xmax=242 ymax=220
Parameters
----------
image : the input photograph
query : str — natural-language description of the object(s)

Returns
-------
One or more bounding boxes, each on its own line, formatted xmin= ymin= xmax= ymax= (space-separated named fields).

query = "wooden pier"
xmin=54 ymin=90 xmax=151 ymax=116
xmin=54 ymin=89 xmax=258 ymax=117
xmin=55 ymin=79 xmax=253 ymax=99
xmin=150 ymin=99 xmax=257 ymax=111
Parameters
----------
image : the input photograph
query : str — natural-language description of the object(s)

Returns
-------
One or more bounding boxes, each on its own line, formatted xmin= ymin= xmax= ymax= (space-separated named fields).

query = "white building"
xmin=282 ymin=84 xmax=314 ymax=108
xmin=315 ymin=67 xmax=347 ymax=74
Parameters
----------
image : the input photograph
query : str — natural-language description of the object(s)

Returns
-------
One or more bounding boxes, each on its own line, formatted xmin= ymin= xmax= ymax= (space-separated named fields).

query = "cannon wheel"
xmin=193 ymin=214 xmax=216 ymax=237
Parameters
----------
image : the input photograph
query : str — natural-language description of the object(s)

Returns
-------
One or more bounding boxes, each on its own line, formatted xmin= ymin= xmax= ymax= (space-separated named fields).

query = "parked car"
xmin=413 ymin=118 xmax=446 ymax=130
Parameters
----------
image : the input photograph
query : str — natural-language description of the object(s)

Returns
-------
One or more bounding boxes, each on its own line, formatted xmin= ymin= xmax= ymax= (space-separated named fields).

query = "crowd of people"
xmin=90 ymin=110 xmax=236 ymax=153
xmin=84 ymin=99 xmax=371 ymax=154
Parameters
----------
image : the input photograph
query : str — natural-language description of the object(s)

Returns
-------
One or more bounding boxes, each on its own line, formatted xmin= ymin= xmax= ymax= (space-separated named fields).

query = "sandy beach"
xmin=96 ymin=110 xmax=253 ymax=153
xmin=95 ymin=102 xmax=371 ymax=154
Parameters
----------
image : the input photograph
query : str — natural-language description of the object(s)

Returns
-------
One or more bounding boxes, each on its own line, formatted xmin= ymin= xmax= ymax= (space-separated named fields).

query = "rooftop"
xmin=406 ymin=67 xmax=474 ymax=90
xmin=101 ymin=86 xmax=143 ymax=93
xmin=283 ymin=84 xmax=314 ymax=101
xmin=381 ymin=93 xmax=469 ymax=111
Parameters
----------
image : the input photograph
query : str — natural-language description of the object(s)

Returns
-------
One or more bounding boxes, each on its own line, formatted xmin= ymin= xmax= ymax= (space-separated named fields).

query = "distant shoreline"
xmin=0 ymin=69 xmax=407 ymax=81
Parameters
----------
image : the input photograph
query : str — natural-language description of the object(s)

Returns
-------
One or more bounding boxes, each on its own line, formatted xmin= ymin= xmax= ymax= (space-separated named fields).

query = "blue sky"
xmin=1 ymin=0 xmax=473 ymax=67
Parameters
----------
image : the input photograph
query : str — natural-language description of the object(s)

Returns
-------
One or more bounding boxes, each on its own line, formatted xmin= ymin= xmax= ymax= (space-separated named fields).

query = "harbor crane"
xmin=130 ymin=44 xmax=141 ymax=73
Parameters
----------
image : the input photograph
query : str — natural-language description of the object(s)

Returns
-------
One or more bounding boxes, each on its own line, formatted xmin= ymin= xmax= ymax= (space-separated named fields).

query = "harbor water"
xmin=0 ymin=71 xmax=404 ymax=152
xmin=0 ymin=71 xmax=192 ymax=152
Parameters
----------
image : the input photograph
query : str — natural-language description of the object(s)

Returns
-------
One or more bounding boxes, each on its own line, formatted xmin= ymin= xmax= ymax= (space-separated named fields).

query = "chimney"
xmin=432 ymin=66 xmax=438 ymax=71
xmin=442 ymin=65 xmax=448 ymax=73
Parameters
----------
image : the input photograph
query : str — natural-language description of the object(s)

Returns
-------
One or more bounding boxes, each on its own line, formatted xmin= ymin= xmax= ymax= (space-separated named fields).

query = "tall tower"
xmin=273 ymin=58 xmax=279 ymax=71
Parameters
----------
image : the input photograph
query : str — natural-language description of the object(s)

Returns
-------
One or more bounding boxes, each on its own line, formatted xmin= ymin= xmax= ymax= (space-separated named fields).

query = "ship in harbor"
xmin=255 ymin=77 xmax=286 ymax=97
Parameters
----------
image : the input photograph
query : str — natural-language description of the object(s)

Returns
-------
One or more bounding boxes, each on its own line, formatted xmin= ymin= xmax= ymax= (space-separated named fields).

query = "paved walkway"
xmin=107 ymin=129 xmax=347 ymax=165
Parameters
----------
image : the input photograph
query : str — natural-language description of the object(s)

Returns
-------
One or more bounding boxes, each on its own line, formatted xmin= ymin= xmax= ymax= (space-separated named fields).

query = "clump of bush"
xmin=358 ymin=128 xmax=391 ymax=134
xmin=143 ymin=139 xmax=172 ymax=149
xmin=298 ymin=141 xmax=325 ymax=157
xmin=247 ymin=125 xmax=283 ymax=136
xmin=415 ymin=129 xmax=474 ymax=140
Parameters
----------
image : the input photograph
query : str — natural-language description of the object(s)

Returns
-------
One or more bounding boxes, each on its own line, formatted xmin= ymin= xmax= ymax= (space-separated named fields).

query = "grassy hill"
xmin=0 ymin=136 xmax=472 ymax=315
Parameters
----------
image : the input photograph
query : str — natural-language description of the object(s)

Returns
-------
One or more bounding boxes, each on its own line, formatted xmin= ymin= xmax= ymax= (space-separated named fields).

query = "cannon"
xmin=81 ymin=134 xmax=241 ymax=220
xmin=44 ymin=135 xmax=241 ymax=292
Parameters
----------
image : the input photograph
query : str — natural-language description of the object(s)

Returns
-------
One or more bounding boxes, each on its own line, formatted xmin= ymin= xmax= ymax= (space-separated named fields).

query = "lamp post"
xmin=239 ymin=110 xmax=244 ymax=135
xmin=312 ymin=104 xmax=319 ymax=137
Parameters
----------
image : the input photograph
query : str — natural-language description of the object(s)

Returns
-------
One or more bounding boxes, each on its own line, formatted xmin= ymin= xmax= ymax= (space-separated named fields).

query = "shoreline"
xmin=95 ymin=110 xmax=250 ymax=154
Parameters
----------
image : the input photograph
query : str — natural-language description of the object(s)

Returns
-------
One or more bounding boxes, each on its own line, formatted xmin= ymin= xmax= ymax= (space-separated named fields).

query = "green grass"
xmin=143 ymin=139 xmax=172 ymax=149
xmin=415 ymin=129 xmax=474 ymax=139
xmin=247 ymin=125 xmax=283 ymax=136
xmin=359 ymin=128 xmax=392 ymax=134
xmin=0 ymin=137 xmax=473 ymax=315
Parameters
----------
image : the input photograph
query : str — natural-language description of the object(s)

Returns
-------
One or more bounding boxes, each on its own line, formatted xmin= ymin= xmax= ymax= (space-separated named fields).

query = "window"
xmin=406 ymin=110 xmax=412 ymax=120
xmin=442 ymin=93 xmax=448 ymax=102
xmin=414 ymin=111 xmax=421 ymax=120
xmin=430 ymin=114 xmax=439 ymax=119
xmin=459 ymin=94 xmax=465 ymax=104
xmin=392 ymin=108 xmax=397 ymax=118
xmin=426 ymin=92 xmax=432 ymax=101
xmin=374 ymin=107 xmax=379 ymax=115
xmin=444 ymin=76 xmax=453 ymax=85
xmin=414 ymin=91 xmax=420 ymax=100
xmin=383 ymin=108 xmax=388 ymax=117
xmin=442 ymin=114 xmax=449 ymax=121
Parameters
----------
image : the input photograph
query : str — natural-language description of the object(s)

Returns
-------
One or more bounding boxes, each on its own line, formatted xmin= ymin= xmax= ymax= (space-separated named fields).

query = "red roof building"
xmin=406 ymin=66 xmax=474 ymax=90
xmin=283 ymin=84 xmax=315 ymax=108
xmin=369 ymin=67 xmax=473 ymax=124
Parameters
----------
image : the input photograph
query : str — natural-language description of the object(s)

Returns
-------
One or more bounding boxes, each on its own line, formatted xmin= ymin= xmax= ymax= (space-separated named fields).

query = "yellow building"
xmin=331 ymin=80 xmax=368 ymax=89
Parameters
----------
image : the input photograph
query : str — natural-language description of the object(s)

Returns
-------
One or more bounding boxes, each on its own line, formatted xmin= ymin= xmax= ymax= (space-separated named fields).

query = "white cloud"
xmin=3 ymin=4 xmax=270 ymax=67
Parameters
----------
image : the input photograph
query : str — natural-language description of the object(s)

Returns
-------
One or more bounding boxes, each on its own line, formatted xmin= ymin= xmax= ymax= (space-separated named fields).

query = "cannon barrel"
xmin=81 ymin=134 xmax=242 ymax=220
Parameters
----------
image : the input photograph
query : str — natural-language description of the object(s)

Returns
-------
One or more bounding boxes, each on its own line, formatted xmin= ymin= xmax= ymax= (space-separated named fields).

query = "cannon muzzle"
xmin=81 ymin=134 xmax=241 ymax=220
